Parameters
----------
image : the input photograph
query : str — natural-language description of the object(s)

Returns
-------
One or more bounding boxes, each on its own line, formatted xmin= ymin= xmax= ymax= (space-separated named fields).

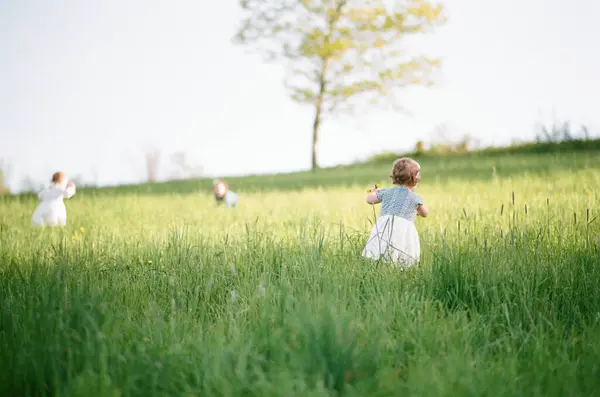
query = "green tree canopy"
xmin=235 ymin=0 xmax=446 ymax=169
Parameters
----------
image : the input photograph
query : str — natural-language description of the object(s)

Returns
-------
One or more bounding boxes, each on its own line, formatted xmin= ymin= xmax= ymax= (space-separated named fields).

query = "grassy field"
xmin=1 ymin=150 xmax=600 ymax=396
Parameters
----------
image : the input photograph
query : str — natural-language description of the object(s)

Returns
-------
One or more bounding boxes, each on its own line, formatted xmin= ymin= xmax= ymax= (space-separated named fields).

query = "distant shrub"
xmin=368 ymin=152 xmax=401 ymax=163
xmin=478 ymin=138 xmax=600 ymax=156
xmin=415 ymin=140 xmax=425 ymax=155
xmin=367 ymin=121 xmax=599 ymax=163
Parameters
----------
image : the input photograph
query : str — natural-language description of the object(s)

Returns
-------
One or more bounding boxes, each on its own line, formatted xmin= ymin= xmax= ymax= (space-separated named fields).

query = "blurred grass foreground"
xmin=1 ymin=141 xmax=600 ymax=396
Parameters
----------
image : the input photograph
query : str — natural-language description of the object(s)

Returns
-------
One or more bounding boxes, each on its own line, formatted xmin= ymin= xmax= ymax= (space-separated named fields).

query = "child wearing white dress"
xmin=362 ymin=157 xmax=429 ymax=267
xmin=31 ymin=172 xmax=76 ymax=227
xmin=212 ymin=179 xmax=238 ymax=208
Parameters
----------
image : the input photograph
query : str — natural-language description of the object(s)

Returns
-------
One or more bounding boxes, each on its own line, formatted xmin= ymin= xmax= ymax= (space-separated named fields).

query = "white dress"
xmin=361 ymin=186 xmax=423 ymax=267
xmin=362 ymin=215 xmax=421 ymax=267
xmin=31 ymin=183 xmax=76 ymax=227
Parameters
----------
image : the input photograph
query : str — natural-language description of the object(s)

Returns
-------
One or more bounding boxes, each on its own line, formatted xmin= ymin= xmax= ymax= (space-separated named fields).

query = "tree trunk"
xmin=311 ymin=99 xmax=322 ymax=171
xmin=311 ymin=63 xmax=327 ymax=171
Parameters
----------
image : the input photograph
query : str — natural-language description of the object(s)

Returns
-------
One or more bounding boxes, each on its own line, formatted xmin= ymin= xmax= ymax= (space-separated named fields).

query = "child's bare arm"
xmin=417 ymin=204 xmax=429 ymax=217
xmin=366 ymin=190 xmax=381 ymax=205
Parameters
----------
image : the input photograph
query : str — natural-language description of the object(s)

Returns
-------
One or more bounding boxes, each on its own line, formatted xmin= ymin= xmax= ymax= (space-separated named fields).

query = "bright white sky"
xmin=1 ymin=0 xmax=599 ymax=192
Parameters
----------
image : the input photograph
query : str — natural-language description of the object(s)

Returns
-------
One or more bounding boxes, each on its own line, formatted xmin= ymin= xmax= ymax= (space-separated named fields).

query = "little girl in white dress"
xmin=362 ymin=157 xmax=429 ymax=267
xmin=31 ymin=172 xmax=76 ymax=227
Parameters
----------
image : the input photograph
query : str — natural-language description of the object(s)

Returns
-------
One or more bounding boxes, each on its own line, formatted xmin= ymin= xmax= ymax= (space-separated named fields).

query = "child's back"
xmin=376 ymin=186 xmax=423 ymax=222
xmin=37 ymin=184 xmax=73 ymax=203
xmin=31 ymin=172 xmax=76 ymax=227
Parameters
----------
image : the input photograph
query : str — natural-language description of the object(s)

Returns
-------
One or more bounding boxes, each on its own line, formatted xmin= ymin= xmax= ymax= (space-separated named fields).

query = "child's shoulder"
xmin=389 ymin=185 xmax=411 ymax=195
xmin=389 ymin=186 xmax=423 ymax=203
xmin=406 ymin=188 xmax=421 ymax=197
xmin=377 ymin=185 xmax=404 ymax=199
xmin=409 ymin=190 xmax=424 ymax=204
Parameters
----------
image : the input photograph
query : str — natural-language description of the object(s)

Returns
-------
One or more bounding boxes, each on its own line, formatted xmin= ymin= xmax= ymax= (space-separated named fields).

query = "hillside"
xmin=4 ymin=138 xmax=600 ymax=201
xmin=78 ymin=138 xmax=600 ymax=196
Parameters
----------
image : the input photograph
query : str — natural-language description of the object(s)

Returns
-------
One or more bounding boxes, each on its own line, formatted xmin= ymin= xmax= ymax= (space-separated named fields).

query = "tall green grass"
xmin=1 ymin=154 xmax=599 ymax=396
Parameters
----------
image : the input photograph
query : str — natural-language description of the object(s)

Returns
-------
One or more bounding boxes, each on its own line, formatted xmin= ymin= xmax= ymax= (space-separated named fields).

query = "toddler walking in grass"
xmin=362 ymin=157 xmax=429 ymax=267
xmin=31 ymin=172 xmax=76 ymax=227
xmin=212 ymin=179 xmax=238 ymax=208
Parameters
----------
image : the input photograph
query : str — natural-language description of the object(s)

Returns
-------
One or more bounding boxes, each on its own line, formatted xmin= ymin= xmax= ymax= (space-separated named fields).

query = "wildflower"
xmin=71 ymin=235 xmax=77 ymax=241
xmin=143 ymin=337 xmax=152 ymax=343
xmin=79 ymin=227 xmax=85 ymax=233
xmin=366 ymin=183 xmax=380 ymax=193
xmin=147 ymin=260 xmax=153 ymax=265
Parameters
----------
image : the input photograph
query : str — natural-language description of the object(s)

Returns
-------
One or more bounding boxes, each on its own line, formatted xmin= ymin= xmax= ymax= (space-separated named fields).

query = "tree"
xmin=235 ymin=0 xmax=445 ymax=170
xmin=145 ymin=150 xmax=160 ymax=183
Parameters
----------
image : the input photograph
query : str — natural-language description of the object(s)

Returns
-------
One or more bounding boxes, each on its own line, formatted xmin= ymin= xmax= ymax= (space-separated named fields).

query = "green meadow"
xmin=1 ymin=149 xmax=600 ymax=397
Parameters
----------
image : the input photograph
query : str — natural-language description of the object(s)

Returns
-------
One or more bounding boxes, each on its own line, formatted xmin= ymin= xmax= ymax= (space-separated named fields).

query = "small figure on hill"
xmin=31 ymin=172 xmax=76 ymax=227
xmin=362 ymin=157 xmax=429 ymax=267
xmin=212 ymin=179 xmax=238 ymax=208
